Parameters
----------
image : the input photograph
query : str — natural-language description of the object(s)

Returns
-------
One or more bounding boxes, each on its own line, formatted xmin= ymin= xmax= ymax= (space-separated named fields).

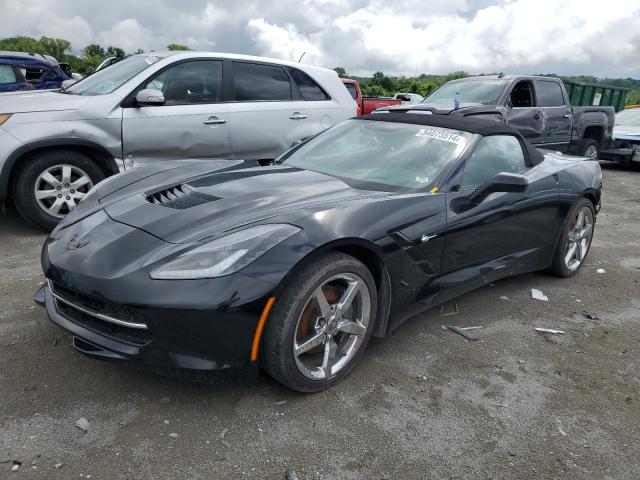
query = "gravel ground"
xmin=1 ymin=163 xmax=639 ymax=480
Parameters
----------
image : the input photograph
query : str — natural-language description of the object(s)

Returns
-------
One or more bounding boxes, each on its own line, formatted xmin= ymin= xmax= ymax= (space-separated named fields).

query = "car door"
xmin=534 ymin=79 xmax=573 ymax=150
xmin=122 ymin=59 xmax=230 ymax=165
xmin=225 ymin=61 xmax=318 ymax=161
xmin=506 ymin=80 xmax=544 ymax=145
xmin=439 ymin=134 xmax=559 ymax=300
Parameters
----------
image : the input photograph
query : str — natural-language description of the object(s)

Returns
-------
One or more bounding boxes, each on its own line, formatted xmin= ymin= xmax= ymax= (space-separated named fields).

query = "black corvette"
xmin=35 ymin=113 xmax=602 ymax=392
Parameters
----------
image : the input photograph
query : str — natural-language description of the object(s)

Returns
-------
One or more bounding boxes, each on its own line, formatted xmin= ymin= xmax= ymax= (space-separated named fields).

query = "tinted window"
xmin=234 ymin=62 xmax=291 ymax=101
xmin=0 ymin=65 xmax=17 ymax=84
xmin=345 ymin=83 xmax=357 ymax=99
xmin=145 ymin=60 xmax=222 ymax=105
xmin=289 ymin=68 xmax=329 ymax=100
xmin=461 ymin=135 xmax=526 ymax=190
xmin=535 ymin=80 xmax=565 ymax=107
xmin=510 ymin=81 xmax=534 ymax=108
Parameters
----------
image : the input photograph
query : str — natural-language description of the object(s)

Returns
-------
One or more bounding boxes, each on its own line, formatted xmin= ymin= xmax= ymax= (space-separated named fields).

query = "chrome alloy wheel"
xmin=584 ymin=145 xmax=598 ymax=160
xmin=34 ymin=164 xmax=94 ymax=218
xmin=565 ymin=206 xmax=594 ymax=271
xmin=293 ymin=273 xmax=371 ymax=380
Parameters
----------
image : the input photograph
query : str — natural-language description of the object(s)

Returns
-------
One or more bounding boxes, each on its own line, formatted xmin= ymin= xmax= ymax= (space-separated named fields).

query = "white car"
xmin=0 ymin=51 xmax=356 ymax=230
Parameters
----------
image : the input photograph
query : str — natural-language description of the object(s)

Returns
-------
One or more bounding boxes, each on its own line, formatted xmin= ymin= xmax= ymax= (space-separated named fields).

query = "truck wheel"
xmin=13 ymin=150 xmax=105 ymax=231
xmin=578 ymin=139 xmax=599 ymax=160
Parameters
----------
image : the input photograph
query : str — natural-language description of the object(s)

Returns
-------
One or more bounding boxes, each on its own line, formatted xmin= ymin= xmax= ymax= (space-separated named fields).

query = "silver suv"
xmin=0 ymin=52 xmax=356 ymax=230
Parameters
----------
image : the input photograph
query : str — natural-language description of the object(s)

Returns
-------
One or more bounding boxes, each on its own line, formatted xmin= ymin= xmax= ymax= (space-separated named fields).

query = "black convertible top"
xmin=357 ymin=112 xmax=544 ymax=166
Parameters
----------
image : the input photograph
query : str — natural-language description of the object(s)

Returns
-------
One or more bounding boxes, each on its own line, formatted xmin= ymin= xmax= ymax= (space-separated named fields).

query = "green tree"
xmin=333 ymin=67 xmax=348 ymax=78
xmin=39 ymin=37 xmax=71 ymax=61
xmin=106 ymin=46 xmax=126 ymax=60
xmin=167 ymin=43 xmax=190 ymax=51
xmin=84 ymin=44 xmax=106 ymax=58
xmin=0 ymin=36 xmax=46 ymax=54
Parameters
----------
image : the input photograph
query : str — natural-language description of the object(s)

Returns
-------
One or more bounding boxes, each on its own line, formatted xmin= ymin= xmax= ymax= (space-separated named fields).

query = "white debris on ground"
xmin=74 ymin=417 xmax=90 ymax=433
xmin=535 ymin=327 xmax=565 ymax=335
xmin=531 ymin=289 xmax=549 ymax=301
xmin=499 ymin=296 xmax=509 ymax=300
xmin=597 ymin=268 xmax=606 ymax=274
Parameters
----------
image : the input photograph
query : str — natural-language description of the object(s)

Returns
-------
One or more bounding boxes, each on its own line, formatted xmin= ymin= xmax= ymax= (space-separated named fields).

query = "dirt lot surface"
xmin=1 ymin=163 xmax=639 ymax=480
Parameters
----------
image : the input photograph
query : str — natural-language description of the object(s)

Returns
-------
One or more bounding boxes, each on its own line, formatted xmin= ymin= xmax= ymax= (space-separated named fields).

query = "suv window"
xmin=25 ymin=65 xmax=46 ymax=82
xmin=344 ymin=83 xmax=357 ymax=99
xmin=535 ymin=80 xmax=565 ymax=107
xmin=145 ymin=60 xmax=222 ymax=105
xmin=234 ymin=62 xmax=291 ymax=101
xmin=461 ymin=135 xmax=527 ymax=190
xmin=0 ymin=65 xmax=17 ymax=84
xmin=289 ymin=68 xmax=329 ymax=100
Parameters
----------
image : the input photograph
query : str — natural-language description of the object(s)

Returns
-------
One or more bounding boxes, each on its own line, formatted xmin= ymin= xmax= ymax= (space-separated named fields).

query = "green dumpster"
xmin=563 ymin=80 xmax=629 ymax=112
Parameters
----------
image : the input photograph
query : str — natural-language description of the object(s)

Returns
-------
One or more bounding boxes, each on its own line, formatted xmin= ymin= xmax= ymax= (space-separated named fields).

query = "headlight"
xmin=150 ymin=224 xmax=300 ymax=280
xmin=0 ymin=113 xmax=12 ymax=126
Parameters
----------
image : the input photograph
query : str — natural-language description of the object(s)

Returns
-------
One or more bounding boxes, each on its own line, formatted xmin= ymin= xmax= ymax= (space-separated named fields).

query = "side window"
xmin=535 ymin=80 xmax=565 ymax=107
xmin=0 ymin=65 xmax=17 ymax=84
xmin=344 ymin=83 xmax=357 ymax=99
xmin=289 ymin=68 xmax=329 ymax=100
xmin=509 ymin=80 xmax=534 ymax=108
xmin=144 ymin=60 xmax=222 ymax=105
xmin=233 ymin=62 xmax=291 ymax=101
xmin=461 ymin=135 xmax=527 ymax=190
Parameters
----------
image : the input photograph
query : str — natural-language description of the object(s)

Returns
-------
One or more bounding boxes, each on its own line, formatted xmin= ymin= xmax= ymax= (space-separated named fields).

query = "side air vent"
xmin=146 ymin=184 xmax=220 ymax=210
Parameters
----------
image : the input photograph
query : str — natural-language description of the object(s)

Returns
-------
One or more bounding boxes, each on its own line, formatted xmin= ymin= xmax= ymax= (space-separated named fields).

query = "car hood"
xmin=0 ymin=90 xmax=89 ymax=113
xmin=380 ymin=102 xmax=487 ymax=114
xmin=613 ymin=125 xmax=640 ymax=141
xmin=100 ymin=162 xmax=387 ymax=244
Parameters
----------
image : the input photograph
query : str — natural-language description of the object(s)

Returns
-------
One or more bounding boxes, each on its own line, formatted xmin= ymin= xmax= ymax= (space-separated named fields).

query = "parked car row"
xmin=0 ymin=51 xmax=356 ymax=230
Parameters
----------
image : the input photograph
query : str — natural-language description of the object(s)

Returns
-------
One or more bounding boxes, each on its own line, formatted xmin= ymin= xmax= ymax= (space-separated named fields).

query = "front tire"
xmin=13 ymin=150 xmax=105 ymax=231
xmin=550 ymin=198 xmax=595 ymax=277
xmin=261 ymin=252 xmax=377 ymax=392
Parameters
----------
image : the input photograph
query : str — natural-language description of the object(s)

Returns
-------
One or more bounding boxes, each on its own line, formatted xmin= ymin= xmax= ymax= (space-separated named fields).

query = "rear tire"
xmin=261 ymin=252 xmax=377 ymax=392
xmin=578 ymin=138 xmax=599 ymax=160
xmin=550 ymin=198 xmax=595 ymax=278
xmin=13 ymin=150 xmax=105 ymax=231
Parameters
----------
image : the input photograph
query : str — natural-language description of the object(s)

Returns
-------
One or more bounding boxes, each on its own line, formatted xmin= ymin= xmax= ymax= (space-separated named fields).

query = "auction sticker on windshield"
xmin=415 ymin=128 xmax=463 ymax=144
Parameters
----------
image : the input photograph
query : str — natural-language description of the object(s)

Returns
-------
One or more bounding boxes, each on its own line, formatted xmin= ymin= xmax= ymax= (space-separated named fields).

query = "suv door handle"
xmin=563 ymin=113 xmax=572 ymax=118
xmin=289 ymin=112 xmax=308 ymax=120
xmin=204 ymin=116 xmax=227 ymax=125
xmin=533 ymin=112 xmax=542 ymax=120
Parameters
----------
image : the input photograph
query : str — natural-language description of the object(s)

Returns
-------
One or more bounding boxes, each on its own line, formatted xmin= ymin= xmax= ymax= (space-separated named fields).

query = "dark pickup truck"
xmin=379 ymin=75 xmax=615 ymax=159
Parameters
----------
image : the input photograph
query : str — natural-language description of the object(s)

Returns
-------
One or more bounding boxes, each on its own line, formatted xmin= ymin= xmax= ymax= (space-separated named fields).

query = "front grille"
xmin=50 ymin=281 xmax=152 ymax=347
xmin=146 ymin=184 xmax=219 ymax=209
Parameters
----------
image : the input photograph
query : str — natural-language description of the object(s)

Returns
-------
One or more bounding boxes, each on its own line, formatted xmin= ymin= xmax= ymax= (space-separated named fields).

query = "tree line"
xmin=0 ymin=36 xmax=190 ymax=75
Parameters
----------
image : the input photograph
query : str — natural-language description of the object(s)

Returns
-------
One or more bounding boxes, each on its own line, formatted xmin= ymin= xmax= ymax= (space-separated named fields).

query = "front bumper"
xmin=38 ymin=261 xmax=277 ymax=372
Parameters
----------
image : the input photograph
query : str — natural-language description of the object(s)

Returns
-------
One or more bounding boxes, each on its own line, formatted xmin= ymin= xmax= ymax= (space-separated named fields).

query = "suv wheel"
xmin=14 ymin=150 xmax=105 ymax=231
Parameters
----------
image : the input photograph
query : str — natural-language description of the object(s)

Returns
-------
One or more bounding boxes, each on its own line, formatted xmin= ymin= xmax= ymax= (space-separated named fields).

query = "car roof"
xmin=135 ymin=51 xmax=337 ymax=75
xmin=0 ymin=51 xmax=59 ymax=66
xmin=357 ymin=112 xmax=544 ymax=165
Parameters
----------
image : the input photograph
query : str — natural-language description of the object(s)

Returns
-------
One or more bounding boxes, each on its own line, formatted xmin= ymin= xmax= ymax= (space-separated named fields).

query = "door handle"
xmin=533 ymin=113 xmax=542 ymax=120
xmin=289 ymin=112 xmax=308 ymax=120
xmin=563 ymin=113 xmax=572 ymax=118
xmin=203 ymin=116 xmax=227 ymax=125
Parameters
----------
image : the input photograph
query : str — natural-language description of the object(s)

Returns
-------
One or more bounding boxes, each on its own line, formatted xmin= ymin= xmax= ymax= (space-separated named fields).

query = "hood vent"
xmin=146 ymin=184 xmax=220 ymax=210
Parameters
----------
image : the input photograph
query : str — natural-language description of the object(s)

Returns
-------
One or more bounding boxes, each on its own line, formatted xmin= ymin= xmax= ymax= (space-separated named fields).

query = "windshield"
xmin=66 ymin=55 xmax=162 ymax=95
xmin=423 ymin=79 xmax=506 ymax=105
xmin=615 ymin=109 xmax=640 ymax=127
xmin=282 ymin=119 xmax=472 ymax=191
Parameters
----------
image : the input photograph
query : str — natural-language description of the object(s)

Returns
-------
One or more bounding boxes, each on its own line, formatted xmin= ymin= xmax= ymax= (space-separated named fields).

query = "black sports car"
xmin=35 ymin=113 xmax=602 ymax=392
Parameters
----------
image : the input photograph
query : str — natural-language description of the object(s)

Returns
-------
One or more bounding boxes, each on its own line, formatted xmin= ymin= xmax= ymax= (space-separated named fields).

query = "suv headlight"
xmin=150 ymin=224 xmax=300 ymax=280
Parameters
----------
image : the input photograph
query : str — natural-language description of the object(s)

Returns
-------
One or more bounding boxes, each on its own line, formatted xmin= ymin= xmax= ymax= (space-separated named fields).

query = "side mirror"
xmin=61 ymin=79 xmax=77 ymax=89
xmin=135 ymin=88 xmax=165 ymax=106
xmin=468 ymin=172 xmax=528 ymax=204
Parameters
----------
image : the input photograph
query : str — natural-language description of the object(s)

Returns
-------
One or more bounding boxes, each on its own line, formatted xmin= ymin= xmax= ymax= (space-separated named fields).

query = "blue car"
xmin=0 ymin=51 xmax=69 ymax=93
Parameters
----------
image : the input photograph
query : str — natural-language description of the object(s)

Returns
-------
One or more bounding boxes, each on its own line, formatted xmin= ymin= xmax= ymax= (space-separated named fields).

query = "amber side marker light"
xmin=250 ymin=296 xmax=277 ymax=361
xmin=0 ymin=114 xmax=13 ymax=126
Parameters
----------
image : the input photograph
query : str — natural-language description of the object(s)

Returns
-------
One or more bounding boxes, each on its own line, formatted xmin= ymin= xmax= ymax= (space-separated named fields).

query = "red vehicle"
xmin=342 ymin=78 xmax=402 ymax=115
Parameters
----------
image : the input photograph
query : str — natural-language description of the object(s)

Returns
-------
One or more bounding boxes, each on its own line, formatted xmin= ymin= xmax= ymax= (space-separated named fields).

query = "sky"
xmin=2 ymin=0 xmax=640 ymax=78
